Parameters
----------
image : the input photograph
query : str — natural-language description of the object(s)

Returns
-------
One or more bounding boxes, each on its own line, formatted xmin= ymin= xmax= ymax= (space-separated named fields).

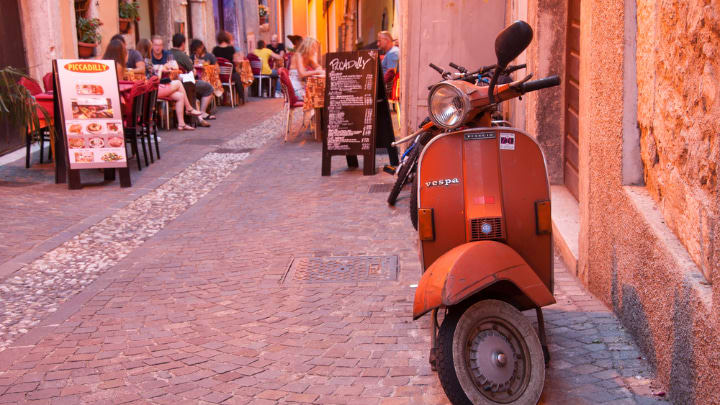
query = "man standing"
xmin=252 ymin=40 xmax=284 ymax=97
xmin=170 ymin=34 xmax=215 ymax=125
xmin=377 ymin=31 xmax=399 ymax=76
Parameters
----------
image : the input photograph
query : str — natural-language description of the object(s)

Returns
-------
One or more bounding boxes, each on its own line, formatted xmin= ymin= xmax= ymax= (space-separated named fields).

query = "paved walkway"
xmin=0 ymin=101 xmax=668 ymax=404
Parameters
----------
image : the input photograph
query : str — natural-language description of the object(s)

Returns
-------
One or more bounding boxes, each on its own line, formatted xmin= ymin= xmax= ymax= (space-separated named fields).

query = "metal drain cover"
xmin=284 ymin=256 xmax=398 ymax=284
xmin=369 ymin=183 xmax=394 ymax=193
xmin=182 ymin=138 xmax=225 ymax=145
xmin=215 ymin=147 xmax=254 ymax=154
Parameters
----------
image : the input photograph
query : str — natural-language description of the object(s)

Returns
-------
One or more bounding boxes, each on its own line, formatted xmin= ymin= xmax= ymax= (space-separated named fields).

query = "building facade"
xmin=508 ymin=0 xmax=719 ymax=403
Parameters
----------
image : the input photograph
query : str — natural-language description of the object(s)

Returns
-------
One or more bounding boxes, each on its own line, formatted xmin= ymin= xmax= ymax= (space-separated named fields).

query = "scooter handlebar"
xmin=449 ymin=62 xmax=467 ymax=73
xmin=516 ymin=75 xmax=561 ymax=94
xmin=429 ymin=63 xmax=444 ymax=74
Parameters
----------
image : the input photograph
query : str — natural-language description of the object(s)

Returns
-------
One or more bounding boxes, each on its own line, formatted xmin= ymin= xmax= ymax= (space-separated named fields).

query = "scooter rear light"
xmin=535 ymin=200 xmax=552 ymax=234
xmin=418 ymin=208 xmax=435 ymax=241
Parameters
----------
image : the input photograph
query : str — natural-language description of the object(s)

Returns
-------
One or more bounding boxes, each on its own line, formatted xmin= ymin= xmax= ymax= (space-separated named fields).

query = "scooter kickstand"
xmin=535 ymin=307 xmax=550 ymax=365
xmin=429 ymin=309 xmax=439 ymax=371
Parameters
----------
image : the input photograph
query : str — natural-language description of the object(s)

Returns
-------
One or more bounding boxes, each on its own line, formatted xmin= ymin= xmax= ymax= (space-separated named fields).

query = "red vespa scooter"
xmin=411 ymin=21 xmax=560 ymax=404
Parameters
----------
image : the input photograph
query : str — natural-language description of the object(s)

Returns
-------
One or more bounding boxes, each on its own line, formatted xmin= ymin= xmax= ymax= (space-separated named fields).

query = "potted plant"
xmin=76 ymin=17 xmax=102 ymax=58
xmin=118 ymin=1 xmax=140 ymax=33
xmin=0 ymin=67 xmax=53 ymax=143
xmin=258 ymin=4 xmax=268 ymax=25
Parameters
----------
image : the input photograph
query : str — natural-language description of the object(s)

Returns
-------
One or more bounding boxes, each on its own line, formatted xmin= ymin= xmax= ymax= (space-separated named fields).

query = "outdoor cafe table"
xmin=305 ymin=75 xmax=325 ymax=142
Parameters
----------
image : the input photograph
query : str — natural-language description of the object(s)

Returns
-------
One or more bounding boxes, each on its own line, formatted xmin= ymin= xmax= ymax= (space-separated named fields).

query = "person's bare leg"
xmin=199 ymin=95 xmax=212 ymax=115
xmin=171 ymin=91 xmax=186 ymax=127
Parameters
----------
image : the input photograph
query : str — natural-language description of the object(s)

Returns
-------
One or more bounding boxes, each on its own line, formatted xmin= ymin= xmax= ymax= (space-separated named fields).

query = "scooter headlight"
xmin=428 ymin=82 xmax=470 ymax=129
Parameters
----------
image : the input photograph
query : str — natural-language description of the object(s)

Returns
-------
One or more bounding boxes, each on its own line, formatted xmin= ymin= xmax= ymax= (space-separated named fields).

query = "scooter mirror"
xmin=495 ymin=20 xmax=533 ymax=67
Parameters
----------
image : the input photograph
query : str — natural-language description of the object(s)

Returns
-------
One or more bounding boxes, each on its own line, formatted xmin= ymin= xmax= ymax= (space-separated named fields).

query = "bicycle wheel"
xmin=387 ymin=145 xmax=419 ymax=206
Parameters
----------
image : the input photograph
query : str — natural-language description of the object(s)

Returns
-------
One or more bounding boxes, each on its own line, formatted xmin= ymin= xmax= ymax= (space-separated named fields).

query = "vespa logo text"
xmin=425 ymin=178 xmax=460 ymax=187
xmin=63 ymin=62 xmax=110 ymax=73
xmin=329 ymin=57 xmax=372 ymax=71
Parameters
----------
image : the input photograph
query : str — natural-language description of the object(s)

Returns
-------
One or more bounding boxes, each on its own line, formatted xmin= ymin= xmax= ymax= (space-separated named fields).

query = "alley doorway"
xmin=0 ymin=0 xmax=28 ymax=156
xmin=564 ymin=0 xmax=580 ymax=200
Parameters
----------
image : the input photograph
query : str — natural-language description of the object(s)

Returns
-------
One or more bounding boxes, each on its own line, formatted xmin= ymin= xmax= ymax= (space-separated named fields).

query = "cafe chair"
xmin=216 ymin=57 xmax=238 ymax=107
xmin=122 ymin=82 xmax=150 ymax=170
xmin=42 ymin=73 xmax=54 ymax=93
xmin=277 ymin=68 xmax=304 ymax=141
xmin=19 ymin=76 xmax=53 ymax=168
xmin=142 ymin=77 xmax=161 ymax=162
xmin=247 ymin=53 xmax=271 ymax=98
xmin=386 ymin=68 xmax=401 ymax=132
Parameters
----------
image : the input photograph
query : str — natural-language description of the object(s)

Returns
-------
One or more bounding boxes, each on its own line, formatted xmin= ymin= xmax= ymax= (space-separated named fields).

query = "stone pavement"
xmin=0 ymin=102 xmax=669 ymax=404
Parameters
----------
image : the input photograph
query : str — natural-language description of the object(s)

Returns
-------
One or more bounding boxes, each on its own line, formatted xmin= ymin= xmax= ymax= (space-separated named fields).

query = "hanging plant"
xmin=0 ymin=67 xmax=54 ymax=141
xmin=118 ymin=1 xmax=140 ymax=21
xmin=77 ymin=17 xmax=103 ymax=44
xmin=258 ymin=4 xmax=268 ymax=17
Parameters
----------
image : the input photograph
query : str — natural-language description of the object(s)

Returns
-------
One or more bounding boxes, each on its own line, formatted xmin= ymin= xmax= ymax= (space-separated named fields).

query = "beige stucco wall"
xmin=358 ymin=0 xmax=394 ymax=47
xmin=20 ymin=0 xmax=78 ymax=80
xmin=573 ymin=0 xmax=719 ymax=403
xmin=398 ymin=0 xmax=506 ymax=138
xmin=636 ymin=0 xmax=719 ymax=283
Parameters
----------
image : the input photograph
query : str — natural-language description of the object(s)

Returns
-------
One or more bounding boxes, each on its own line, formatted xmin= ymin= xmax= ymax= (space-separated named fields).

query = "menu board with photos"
xmin=55 ymin=60 xmax=128 ymax=170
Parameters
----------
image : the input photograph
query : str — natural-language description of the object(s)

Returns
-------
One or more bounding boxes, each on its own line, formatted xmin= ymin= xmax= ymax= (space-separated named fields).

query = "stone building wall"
xmin=636 ymin=0 xmax=719 ymax=283
xmin=573 ymin=0 xmax=719 ymax=403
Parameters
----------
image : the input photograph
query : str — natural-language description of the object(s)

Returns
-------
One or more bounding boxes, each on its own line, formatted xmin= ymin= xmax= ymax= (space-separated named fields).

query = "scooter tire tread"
xmin=436 ymin=308 xmax=474 ymax=405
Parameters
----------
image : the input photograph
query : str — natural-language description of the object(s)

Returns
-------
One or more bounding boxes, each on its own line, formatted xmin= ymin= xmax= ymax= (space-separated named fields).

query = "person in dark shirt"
xmin=189 ymin=39 xmax=217 ymax=65
xmin=150 ymin=36 xmax=171 ymax=65
xmin=170 ymin=33 xmax=215 ymax=125
xmin=211 ymin=31 xmax=244 ymax=101
xmin=211 ymin=30 xmax=239 ymax=63
xmin=110 ymin=34 xmax=145 ymax=76
xmin=267 ymin=34 xmax=286 ymax=57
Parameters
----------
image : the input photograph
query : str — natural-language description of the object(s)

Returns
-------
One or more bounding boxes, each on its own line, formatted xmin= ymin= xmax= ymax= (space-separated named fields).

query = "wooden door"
xmin=0 ymin=0 xmax=28 ymax=156
xmin=564 ymin=0 xmax=580 ymax=200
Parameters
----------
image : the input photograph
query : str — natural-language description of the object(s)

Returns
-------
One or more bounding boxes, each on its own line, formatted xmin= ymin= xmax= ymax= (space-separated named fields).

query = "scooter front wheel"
xmin=436 ymin=300 xmax=545 ymax=404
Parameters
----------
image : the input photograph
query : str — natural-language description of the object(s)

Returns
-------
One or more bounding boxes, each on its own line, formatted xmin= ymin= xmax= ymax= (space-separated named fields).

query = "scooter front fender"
xmin=413 ymin=241 xmax=555 ymax=320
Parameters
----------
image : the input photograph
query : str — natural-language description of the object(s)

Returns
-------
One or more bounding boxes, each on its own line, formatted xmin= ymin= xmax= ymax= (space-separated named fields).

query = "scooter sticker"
xmin=464 ymin=132 xmax=495 ymax=140
xmin=425 ymin=178 xmax=460 ymax=187
xmin=499 ymin=132 xmax=516 ymax=150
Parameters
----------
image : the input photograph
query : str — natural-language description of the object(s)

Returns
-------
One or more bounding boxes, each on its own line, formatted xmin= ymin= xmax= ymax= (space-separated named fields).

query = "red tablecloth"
xmin=34 ymin=92 xmax=54 ymax=122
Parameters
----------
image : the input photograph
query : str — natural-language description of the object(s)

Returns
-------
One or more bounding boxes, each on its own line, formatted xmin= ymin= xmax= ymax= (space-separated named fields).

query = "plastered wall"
xmin=574 ymin=0 xmax=719 ymax=403
xmin=635 ymin=0 xmax=719 ymax=283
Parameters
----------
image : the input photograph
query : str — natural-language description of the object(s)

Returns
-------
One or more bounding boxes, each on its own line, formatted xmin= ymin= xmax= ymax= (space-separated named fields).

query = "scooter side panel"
xmin=497 ymin=129 xmax=553 ymax=292
xmin=413 ymin=241 xmax=555 ymax=319
xmin=418 ymin=135 xmax=466 ymax=269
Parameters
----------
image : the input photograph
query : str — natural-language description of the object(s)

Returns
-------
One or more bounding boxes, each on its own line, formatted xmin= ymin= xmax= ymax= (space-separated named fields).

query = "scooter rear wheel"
xmin=436 ymin=300 xmax=545 ymax=404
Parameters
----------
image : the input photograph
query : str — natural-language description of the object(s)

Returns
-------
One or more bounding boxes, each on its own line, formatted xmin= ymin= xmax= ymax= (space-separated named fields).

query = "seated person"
xmin=170 ymin=34 xmax=215 ymax=124
xmin=110 ymin=34 xmax=145 ymax=77
xmin=267 ymin=34 xmax=286 ymax=63
xmin=103 ymin=39 xmax=127 ymax=82
xmin=252 ymin=40 xmax=284 ymax=96
xmin=150 ymin=36 xmax=206 ymax=130
xmin=190 ymin=38 xmax=217 ymax=65
xmin=135 ymin=38 xmax=154 ymax=78
xmin=211 ymin=30 xmax=245 ymax=96
xmin=288 ymin=37 xmax=324 ymax=101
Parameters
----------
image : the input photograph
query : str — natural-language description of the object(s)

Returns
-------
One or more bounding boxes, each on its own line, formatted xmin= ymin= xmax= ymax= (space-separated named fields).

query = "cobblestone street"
xmin=0 ymin=99 xmax=669 ymax=404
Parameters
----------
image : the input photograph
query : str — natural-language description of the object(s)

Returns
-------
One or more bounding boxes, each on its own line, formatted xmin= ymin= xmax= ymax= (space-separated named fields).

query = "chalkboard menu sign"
xmin=321 ymin=50 xmax=393 ymax=176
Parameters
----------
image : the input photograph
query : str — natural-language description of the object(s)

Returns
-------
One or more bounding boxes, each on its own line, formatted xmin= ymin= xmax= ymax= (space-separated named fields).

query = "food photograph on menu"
xmin=71 ymin=98 xmax=114 ymax=119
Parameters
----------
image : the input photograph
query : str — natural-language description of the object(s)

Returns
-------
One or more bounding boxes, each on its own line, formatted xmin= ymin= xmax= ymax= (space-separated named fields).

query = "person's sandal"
xmin=201 ymin=114 xmax=216 ymax=120
xmin=197 ymin=120 xmax=211 ymax=128
xmin=177 ymin=124 xmax=195 ymax=131
xmin=187 ymin=108 xmax=204 ymax=116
